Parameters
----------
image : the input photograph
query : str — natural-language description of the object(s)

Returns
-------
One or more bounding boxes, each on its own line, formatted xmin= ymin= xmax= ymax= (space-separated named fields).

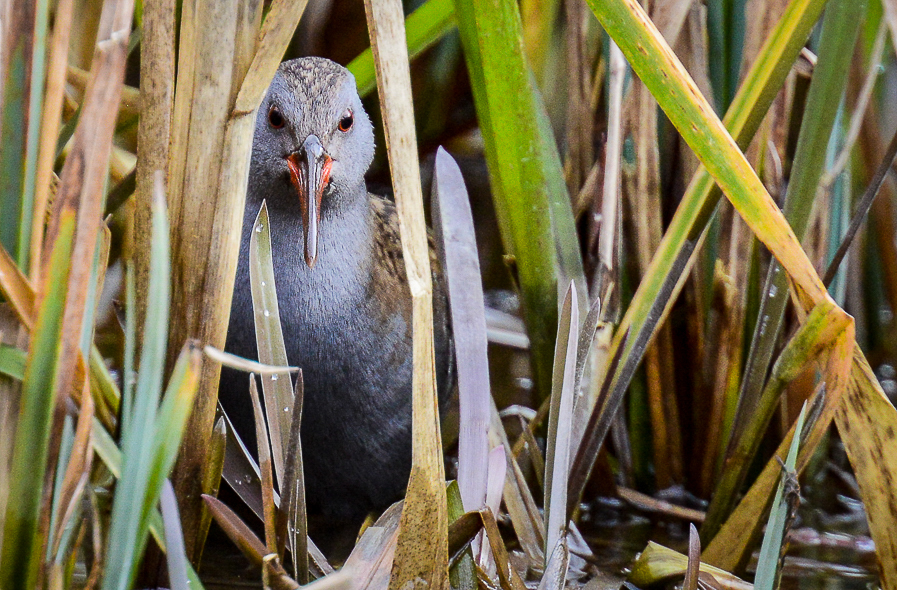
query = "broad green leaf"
xmin=453 ymin=0 xmax=584 ymax=399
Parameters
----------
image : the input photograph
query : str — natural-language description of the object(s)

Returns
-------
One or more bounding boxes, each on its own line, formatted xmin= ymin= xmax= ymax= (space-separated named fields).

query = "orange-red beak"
xmin=286 ymin=135 xmax=332 ymax=268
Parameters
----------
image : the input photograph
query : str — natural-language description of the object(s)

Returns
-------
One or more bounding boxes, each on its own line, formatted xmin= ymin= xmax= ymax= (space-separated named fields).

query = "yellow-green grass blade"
xmin=0 ymin=211 xmax=74 ymax=590
xmin=453 ymin=0 xmax=585 ymax=398
xmin=616 ymin=0 xmax=830 ymax=358
xmin=704 ymin=0 xmax=865 ymax=541
xmin=349 ymin=0 xmax=455 ymax=98
xmin=587 ymin=0 xmax=825 ymax=309
xmin=146 ymin=345 xmax=203 ymax=530
xmin=567 ymin=0 xmax=830 ymax=511
xmin=703 ymin=319 xmax=855 ymax=571
xmin=628 ymin=542 xmax=751 ymax=588
xmin=704 ymin=300 xmax=849 ymax=544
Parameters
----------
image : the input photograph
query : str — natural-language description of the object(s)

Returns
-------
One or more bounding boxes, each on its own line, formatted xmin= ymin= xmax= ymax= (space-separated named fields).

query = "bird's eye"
xmin=338 ymin=109 xmax=354 ymax=132
xmin=268 ymin=106 xmax=285 ymax=129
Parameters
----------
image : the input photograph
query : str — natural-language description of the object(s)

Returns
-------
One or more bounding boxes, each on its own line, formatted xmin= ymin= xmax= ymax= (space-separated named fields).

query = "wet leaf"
xmin=250 ymin=201 xmax=295 ymax=486
xmin=629 ymin=542 xmax=752 ymax=590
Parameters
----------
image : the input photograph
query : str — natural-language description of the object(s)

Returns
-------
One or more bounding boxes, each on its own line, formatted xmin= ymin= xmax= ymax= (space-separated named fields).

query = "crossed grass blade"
xmin=572 ymin=1 xmax=897 ymax=580
xmin=704 ymin=323 xmax=854 ymax=569
xmin=567 ymin=0 xmax=831 ymax=512
xmin=704 ymin=300 xmax=850 ymax=545
xmin=713 ymin=0 xmax=866 ymax=536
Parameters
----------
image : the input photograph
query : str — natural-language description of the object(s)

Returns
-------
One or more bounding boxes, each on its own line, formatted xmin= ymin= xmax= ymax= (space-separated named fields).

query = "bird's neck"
xmin=256 ymin=180 xmax=375 ymax=302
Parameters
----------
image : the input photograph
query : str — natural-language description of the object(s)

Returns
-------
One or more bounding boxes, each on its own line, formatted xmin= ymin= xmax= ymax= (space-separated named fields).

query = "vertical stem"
xmin=363 ymin=0 xmax=448 ymax=587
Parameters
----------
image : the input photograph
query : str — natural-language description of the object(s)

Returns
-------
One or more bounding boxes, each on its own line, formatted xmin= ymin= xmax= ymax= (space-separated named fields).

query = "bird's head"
xmin=251 ymin=57 xmax=375 ymax=268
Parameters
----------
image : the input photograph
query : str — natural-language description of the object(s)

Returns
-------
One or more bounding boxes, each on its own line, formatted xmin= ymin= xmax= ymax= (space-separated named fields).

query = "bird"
xmin=219 ymin=57 xmax=453 ymax=553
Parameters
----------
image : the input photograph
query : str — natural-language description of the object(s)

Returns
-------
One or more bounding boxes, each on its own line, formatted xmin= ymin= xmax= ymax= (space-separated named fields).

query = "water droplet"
xmin=514 ymin=377 xmax=533 ymax=390
xmin=261 ymin=281 xmax=266 ymax=287
xmin=768 ymin=285 xmax=778 ymax=298
xmin=284 ymin=407 xmax=289 ymax=412
xmin=271 ymin=374 xmax=278 ymax=381
xmin=255 ymin=224 xmax=263 ymax=232
xmin=264 ymin=310 xmax=270 ymax=317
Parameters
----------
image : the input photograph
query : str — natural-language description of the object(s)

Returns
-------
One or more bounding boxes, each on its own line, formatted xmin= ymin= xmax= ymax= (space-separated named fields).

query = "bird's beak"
xmin=286 ymin=135 xmax=333 ymax=268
